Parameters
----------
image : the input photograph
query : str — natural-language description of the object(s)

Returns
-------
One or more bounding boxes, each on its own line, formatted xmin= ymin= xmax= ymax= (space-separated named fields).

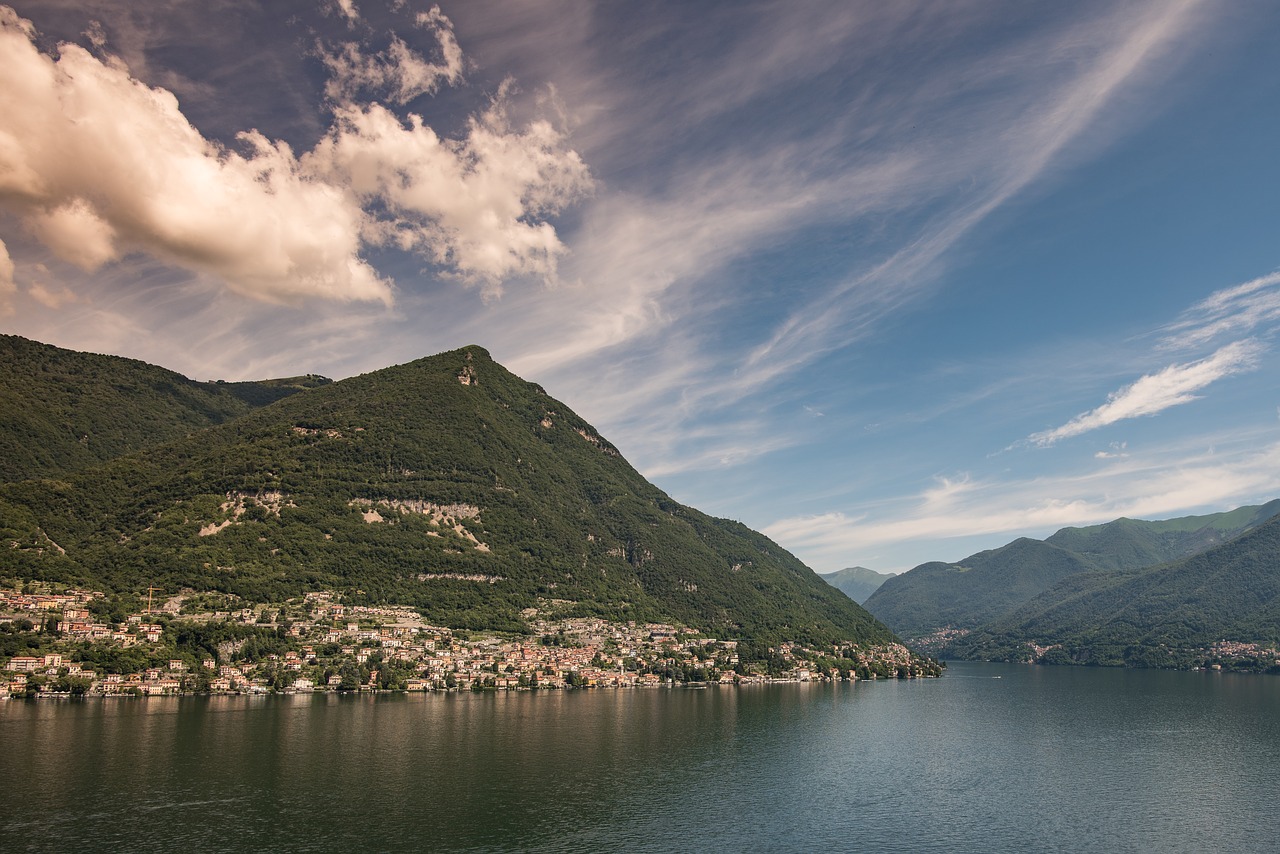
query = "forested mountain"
xmin=0 ymin=334 xmax=325 ymax=482
xmin=0 ymin=341 xmax=898 ymax=651
xmin=864 ymin=502 xmax=1280 ymax=645
xmin=944 ymin=514 xmax=1280 ymax=668
xmin=1043 ymin=502 xmax=1280 ymax=571
xmin=818 ymin=566 xmax=895 ymax=604
xmin=864 ymin=539 xmax=1094 ymax=638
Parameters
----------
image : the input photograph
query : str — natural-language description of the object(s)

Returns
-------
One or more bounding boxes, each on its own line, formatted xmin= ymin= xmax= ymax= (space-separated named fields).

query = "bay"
xmin=3 ymin=661 xmax=1278 ymax=853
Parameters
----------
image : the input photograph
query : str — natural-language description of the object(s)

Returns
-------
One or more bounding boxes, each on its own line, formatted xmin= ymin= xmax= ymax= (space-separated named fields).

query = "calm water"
xmin=3 ymin=662 xmax=1278 ymax=853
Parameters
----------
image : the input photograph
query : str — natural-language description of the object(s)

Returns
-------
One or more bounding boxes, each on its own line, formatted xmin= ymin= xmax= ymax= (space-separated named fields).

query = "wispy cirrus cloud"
xmin=738 ymin=0 xmax=1205 ymax=396
xmin=440 ymin=0 xmax=1211 ymax=483
xmin=1027 ymin=339 xmax=1263 ymax=447
xmin=1159 ymin=270 xmax=1280 ymax=351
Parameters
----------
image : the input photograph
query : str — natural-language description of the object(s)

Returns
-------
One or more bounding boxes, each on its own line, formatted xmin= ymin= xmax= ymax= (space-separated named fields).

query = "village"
xmin=1 ymin=584 xmax=934 ymax=698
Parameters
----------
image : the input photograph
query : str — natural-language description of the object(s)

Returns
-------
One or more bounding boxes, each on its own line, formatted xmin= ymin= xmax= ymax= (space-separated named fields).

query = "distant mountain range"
xmin=819 ymin=566 xmax=895 ymax=604
xmin=863 ymin=501 xmax=1280 ymax=669
xmin=0 ymin=335 xmax=902 ymax=656
xmin=946 ymin=514 xmax=1280 ymax=668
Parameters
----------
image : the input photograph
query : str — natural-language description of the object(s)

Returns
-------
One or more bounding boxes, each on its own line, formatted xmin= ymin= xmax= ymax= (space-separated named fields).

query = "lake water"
xmin=3 ymin=661 xmax=1278 ymax=853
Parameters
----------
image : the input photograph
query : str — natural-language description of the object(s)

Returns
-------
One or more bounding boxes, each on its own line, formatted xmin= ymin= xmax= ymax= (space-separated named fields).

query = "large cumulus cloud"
xmin=0 ymin=4 xmax=590 ymax=308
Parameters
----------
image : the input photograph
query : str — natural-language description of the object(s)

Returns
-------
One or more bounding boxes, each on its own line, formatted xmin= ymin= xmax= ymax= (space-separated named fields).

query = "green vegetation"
xmin=865 ymin=501 xmax=1280 ymax=644
xmin=213 ymin=375 xmax=333 ymax=408
xmin=944 ymin=515 xmax=1280 ymax=669
xmin=0 ymin=340 xmax=901 ymax=654
xmin=864 ymin=539 xmax=1095 ymax=638
xmin=0 ymin=334 xmax=322 ymax=483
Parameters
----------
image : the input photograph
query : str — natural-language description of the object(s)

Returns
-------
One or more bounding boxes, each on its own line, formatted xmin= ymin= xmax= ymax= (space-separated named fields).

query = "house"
xmin=142 ymin=679 xmax=181 ymax=695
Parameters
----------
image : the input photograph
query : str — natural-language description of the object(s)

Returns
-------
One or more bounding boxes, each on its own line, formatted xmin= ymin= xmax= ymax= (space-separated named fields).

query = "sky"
xmin=1 ymin=0 xmax=1279 ymax=574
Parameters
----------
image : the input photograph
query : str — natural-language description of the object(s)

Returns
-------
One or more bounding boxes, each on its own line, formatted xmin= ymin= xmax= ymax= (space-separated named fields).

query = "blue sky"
xmin=1 ymin=1 xmax=1278 ymax=573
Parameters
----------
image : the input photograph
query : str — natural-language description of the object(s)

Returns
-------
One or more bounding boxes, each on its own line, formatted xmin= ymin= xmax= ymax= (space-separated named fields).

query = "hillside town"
xmin=1 ymin=583 xmax=937 ymax=697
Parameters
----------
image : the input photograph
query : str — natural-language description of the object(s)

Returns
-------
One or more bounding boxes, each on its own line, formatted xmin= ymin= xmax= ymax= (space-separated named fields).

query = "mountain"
xmin=944 ymin=514 xmax=1280 ymax=669
xmin=819 ymin=566 xmax=895 ymax=604
xmin=863 ymin=539 xmax=1094 ymax=639
xmin=864 ymin=502 xmax=1280 ymax=645
xmin=1043 ymin=502 xmax=1280 ymax=571
xmin=0 ymin=342 xmax=898 ymax=652
xmin=0 ymin=334 xmax=325 ymax=482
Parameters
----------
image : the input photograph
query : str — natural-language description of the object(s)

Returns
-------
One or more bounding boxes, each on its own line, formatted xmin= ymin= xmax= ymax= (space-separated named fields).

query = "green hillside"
xmin=1043 ymin=501 xmax=1280 ymax=571
xmin=864 ymin=501 xmax=1280 ymax=646
xmin=0 ymin=344 xmax=897 ymax=652
xmin=0 ymin=334 xmax=325 ymax=482
xmin=215 ymin=374 xmax=333 ymax=407
xmin=945 ymin=514 xmax=1280 ymax=669
xmin=864 ymin=539 xmax=1093 ymax=638
xmin=819 ymin=566 xmax=895 ymax=604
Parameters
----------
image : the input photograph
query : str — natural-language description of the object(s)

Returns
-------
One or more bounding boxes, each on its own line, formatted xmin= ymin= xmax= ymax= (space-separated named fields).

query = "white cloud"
xmin=27 ymin=281 xmax=80 ymax=310
xmin=0 ymin=5 xmax=589 ymax=308
xmin=1159 ymin=271 xmax=1280 ymax=351
xmin=0 ymin=7 xmax=388 ymax=304
xmin=1094 ymin=442 xmax=1129 ymax=460
xmin=1028 ymin=340 xmax=1263 ymax=447
xmin=0 ymin=235 xmax=14 ymax=314
xmin=306 ymin=84 xmax=591 ymax=296
xmin=26 ymin=199 xmax=118 ymax=271
xmin=320 ymin=6 xmax=463 ymax=105
xmin=82 ymin=20 xmax=106 ymax=49
xmin=334 ymin=0 xmax=360 ymax=25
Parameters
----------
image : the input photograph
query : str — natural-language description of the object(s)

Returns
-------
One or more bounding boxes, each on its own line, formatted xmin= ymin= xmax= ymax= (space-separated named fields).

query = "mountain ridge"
xmin=0 ymin=339 xmax=903 ymax=656
xmin=818 ymin=566 xmax=895 ymax=604
xmin=864 ymin=500 xmax=1280 ymax=646
xmin=0 ymin=334 xmax=326 ymax=483
xmin=943 ymin=513 xmax=1280 ymax=668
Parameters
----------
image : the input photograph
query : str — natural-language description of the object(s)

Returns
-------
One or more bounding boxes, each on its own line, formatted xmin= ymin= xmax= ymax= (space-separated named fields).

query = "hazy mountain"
xmin=819 ymin=566 xmax=896 ymax=604
xmin=0 ymin=342 xmax=898 ymax=651
xmin=864 ymin=501 xmax=1280 ymax=644
xmin=1043 ymin=502 xmax=1280 ymax=571
xmin=945 ymin=514 xmax=1280 ymax=668
xmin=863 ymin=539 xmax=1094 ymax=638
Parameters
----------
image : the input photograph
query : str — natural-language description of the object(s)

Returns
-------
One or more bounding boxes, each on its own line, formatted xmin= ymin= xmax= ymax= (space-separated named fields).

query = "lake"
xmin=3 ymin=661 xmax=1278 ymax=853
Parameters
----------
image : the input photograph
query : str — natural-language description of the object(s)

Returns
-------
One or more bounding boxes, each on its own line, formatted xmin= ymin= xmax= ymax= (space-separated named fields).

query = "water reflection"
xmin=3 ymin=667 xmax=1278 ymax=853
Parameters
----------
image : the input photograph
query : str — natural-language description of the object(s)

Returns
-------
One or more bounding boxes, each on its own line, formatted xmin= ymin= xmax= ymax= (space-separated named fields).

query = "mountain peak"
xmin=0 ymin=337 xmax=902 ymax=654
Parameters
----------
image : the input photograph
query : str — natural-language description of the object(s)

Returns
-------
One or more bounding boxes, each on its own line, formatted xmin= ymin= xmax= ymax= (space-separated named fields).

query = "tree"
xmin=338 ymin=661 xmax=360 ymax=692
